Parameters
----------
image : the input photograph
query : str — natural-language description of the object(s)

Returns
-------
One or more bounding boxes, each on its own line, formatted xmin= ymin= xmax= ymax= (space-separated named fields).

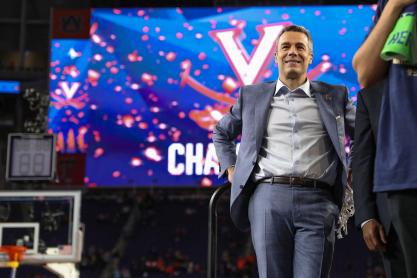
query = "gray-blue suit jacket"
xmin=213 ymin=80 xmax=356 ymax=231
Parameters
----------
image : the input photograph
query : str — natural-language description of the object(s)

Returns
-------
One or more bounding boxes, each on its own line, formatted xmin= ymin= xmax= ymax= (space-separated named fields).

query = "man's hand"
xmin=227 ymin=166 xmax=235 ymax=183
xmin=362 ymin=219 xmax=388 ymax=252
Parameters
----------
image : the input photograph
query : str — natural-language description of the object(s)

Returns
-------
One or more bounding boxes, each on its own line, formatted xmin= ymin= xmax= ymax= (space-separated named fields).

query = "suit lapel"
xmin=255 ymin=81 xmax=276 ymax=153
xmin=311 ymin=82 xmax=343 ymax=162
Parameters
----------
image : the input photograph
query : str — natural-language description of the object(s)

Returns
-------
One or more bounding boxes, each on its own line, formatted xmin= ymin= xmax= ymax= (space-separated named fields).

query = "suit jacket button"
xmin=252 ymin=161 xmax=256 ymax=165
xmin=240 ymin=185 xmax=244 ymax=189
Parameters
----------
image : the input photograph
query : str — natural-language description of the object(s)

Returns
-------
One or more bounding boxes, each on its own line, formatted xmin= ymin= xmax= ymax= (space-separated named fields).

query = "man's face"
xmin=275 ymin=31 xmax=313 ymax=80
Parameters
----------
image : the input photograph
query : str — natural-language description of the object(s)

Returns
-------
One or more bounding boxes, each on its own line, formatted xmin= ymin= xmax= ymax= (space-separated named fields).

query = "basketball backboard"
xmin=0 ymin=191 xmax=82 ymax=264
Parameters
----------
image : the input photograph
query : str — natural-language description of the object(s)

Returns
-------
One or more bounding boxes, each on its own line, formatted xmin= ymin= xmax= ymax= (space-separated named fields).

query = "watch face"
xmin=7 ymin=134 xmax=56 ymax=180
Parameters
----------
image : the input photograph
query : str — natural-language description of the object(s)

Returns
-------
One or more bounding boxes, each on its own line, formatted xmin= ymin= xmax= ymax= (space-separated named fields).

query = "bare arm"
xmin=352 ymin=0 xmax=416 ymax=87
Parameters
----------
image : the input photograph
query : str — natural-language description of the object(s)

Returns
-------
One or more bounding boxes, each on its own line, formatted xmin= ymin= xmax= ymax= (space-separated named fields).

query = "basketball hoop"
xmin=0 ymin=246 xmax=27 ymax=278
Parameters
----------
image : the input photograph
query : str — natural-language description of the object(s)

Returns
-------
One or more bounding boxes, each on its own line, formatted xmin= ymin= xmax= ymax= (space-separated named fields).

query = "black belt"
xmin=257 ymin=176 xmax=329 ymax=189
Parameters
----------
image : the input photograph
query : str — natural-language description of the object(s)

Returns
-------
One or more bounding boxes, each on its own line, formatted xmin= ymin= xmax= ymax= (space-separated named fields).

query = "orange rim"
xmin=0 ymin=246 xmax=27 ymax=263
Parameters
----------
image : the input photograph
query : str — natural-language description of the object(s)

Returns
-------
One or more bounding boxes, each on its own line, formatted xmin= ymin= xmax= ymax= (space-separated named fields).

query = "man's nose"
xmin=288 ymin=46 xmax=298 ymax=55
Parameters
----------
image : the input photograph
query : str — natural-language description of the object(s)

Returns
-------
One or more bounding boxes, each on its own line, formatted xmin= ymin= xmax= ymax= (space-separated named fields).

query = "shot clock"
xmin=5 ymin=134 xmax=56 ymax=181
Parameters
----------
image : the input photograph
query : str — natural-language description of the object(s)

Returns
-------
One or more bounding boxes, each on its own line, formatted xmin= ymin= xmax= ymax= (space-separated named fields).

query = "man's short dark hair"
xmin=277 ymin=25 xmax=313 ymax=50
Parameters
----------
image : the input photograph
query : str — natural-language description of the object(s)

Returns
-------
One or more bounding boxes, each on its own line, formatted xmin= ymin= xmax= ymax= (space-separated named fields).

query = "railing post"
xmin=207 ymin=183 xmax=231 ymax=278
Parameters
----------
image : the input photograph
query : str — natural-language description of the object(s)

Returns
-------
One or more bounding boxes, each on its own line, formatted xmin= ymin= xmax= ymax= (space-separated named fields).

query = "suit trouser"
xmin=248 ymin=183 xmax=338 ymax=278
xmin=381 ymin=190 xmax=417 ymax=278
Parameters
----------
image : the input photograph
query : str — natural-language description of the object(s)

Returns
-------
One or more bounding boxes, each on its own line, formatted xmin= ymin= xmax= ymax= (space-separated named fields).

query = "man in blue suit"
xmin=213 ymin=25 xmax=355 ymax=278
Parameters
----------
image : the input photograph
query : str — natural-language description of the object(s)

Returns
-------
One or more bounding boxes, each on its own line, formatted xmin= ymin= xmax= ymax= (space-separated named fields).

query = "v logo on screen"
xmin=210 ymin=23 xmax=290 ymax=85
xmin=59 ymin=81 xmax=80 ymax=99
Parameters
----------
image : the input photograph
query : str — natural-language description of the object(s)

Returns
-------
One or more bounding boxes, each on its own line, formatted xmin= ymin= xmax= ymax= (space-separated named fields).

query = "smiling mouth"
xmin=285 ymin=60 xmax=301 ymax=64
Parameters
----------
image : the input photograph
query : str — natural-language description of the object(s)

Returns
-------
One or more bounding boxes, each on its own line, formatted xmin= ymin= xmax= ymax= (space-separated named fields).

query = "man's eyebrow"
xmin=279 ymin=42 xmax=309 ymax=49
xmin=295 ymin=42 xmax=307 ymax=47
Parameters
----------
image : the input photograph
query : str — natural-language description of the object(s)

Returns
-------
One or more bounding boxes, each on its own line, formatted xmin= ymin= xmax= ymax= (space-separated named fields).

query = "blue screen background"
xmin=48 ymin=6 xmax=375 ymax=187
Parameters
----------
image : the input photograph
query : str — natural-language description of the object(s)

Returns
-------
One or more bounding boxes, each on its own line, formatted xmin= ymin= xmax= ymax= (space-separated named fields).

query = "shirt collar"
xmin=274 ymin=78 xmax=311 ymax=97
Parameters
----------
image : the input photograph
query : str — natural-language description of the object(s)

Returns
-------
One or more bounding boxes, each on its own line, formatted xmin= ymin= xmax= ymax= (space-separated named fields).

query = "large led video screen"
xmin=49 ymin=6 xmax=375 ymax=187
